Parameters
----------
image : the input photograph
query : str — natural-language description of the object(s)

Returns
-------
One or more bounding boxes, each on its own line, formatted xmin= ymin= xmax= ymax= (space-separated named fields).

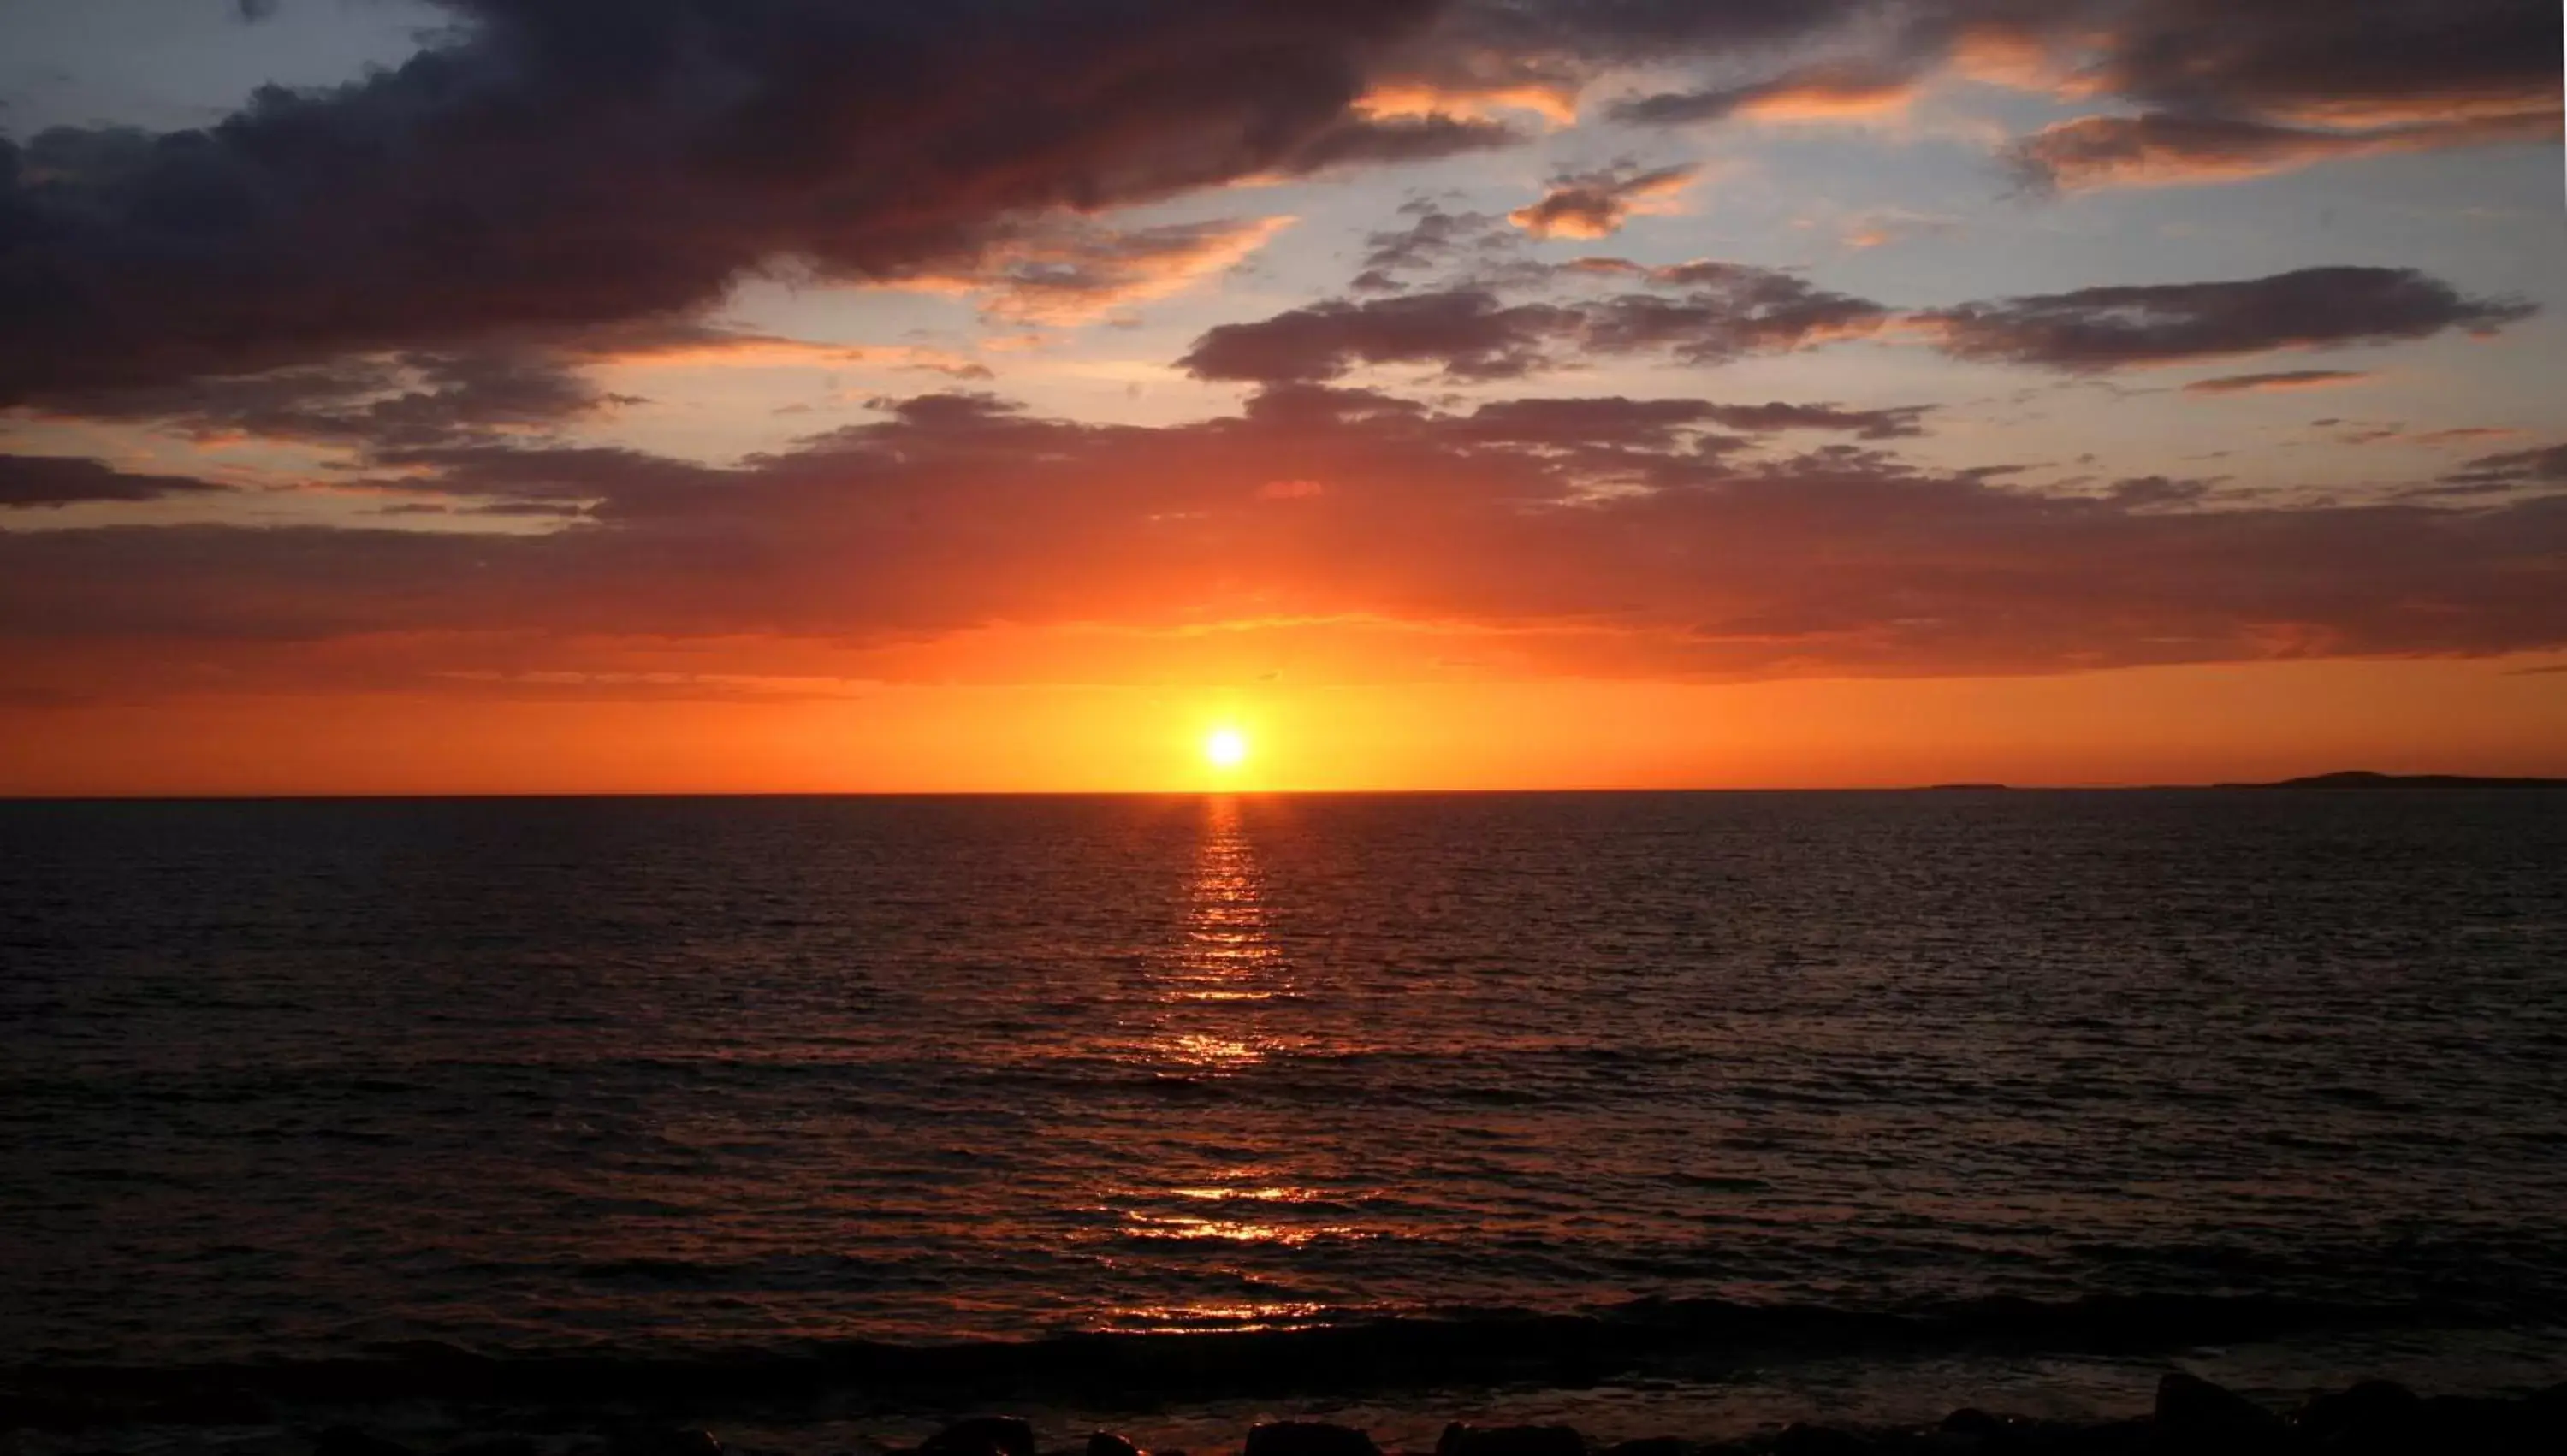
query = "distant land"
xmin=2215 ymin=770 xmax=2567 ymax=790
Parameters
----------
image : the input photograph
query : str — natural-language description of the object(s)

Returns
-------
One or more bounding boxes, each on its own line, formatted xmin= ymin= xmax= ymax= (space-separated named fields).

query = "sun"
xmin=1203 ymin=727 xmax=1249 ymax=769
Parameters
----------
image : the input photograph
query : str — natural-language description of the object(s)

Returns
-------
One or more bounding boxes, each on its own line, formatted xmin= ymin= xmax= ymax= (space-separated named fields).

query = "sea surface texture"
xmin=5 ymin=791 xmax=2565 ymax=1435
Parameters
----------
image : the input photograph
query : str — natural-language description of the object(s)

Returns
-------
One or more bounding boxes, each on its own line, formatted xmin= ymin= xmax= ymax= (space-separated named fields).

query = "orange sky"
xmin=8 ymin=654 xmax=2561 ymax=796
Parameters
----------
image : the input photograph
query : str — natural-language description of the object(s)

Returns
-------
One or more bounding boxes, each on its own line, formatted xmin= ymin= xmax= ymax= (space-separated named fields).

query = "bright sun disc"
xmin=1204 ymin=728 xmax=1249 ymax=768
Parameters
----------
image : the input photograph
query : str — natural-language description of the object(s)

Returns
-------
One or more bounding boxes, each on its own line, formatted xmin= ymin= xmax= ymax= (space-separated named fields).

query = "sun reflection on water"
xmin=1093 ymin=797 xmax=1366 ymax=1275
xmin=1159 ymin=796 xmax=1291 ymax=1042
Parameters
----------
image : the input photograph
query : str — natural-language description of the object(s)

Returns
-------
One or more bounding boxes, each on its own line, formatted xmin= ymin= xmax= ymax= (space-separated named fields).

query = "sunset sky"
xmin=2 ymin=0 xmax=2562 ymax=792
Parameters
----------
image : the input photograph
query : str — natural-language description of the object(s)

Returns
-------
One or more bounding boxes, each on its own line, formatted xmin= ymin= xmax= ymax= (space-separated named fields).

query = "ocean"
xmin=4 ymin=790 xmax=2564 ymax=1447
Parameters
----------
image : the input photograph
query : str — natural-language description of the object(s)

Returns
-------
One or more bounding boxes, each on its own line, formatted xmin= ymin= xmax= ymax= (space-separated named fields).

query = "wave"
xmin=9 ymin=1291 xmax=2552 ymax=1420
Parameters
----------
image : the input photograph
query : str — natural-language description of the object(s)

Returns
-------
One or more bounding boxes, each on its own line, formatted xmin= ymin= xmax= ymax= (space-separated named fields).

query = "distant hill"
xmin=2216 ymin=770 xmax=2567 ymax=790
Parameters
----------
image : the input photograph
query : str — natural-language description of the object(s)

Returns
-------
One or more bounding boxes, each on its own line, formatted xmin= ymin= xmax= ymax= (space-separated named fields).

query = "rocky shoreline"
xmin=14 ymin=1373 xmax=2567 ymax=1456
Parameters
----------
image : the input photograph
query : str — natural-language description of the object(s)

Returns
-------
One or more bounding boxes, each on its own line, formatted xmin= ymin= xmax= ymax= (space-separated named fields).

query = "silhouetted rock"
xmin=922 ymin=1418 xmax=1035 ymax=1456
xmin=1243 ymin=1422 xmax=1379 ymax=1456
xmin=1437 ymin=1423 xmax=1586 ymax=1456
xmin=2416 ymin=1394 xmax=2530 ymax=1451
xmin=1088 ymin=1433 xmax=1141 ymax=1456
xmin=2153 ymin=1372 xmax=2282 ymax=1436
xmin=1939 ymin=1408 xmax=2006 ymax=1437
xmin=2292 ymin=1377 xmax=2421 ymax=1448
xmin=608 ymin=1430 xmax=720 ymax=1456
xmin=451 ymin=1439 xmax=540 ymax=1456
xmin=1601 ymin=1439 xmax=1687 ymax=1456
xmin=1772 ymin=1425 xmax=1870 ymax=1456
xmin=314 ymin=1428 xmax=414 ymax=1456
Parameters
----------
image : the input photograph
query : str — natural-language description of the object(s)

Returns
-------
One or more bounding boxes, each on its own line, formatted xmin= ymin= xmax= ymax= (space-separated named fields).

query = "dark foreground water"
xmin=4 ymin=790 xmax=2565 ymax=1446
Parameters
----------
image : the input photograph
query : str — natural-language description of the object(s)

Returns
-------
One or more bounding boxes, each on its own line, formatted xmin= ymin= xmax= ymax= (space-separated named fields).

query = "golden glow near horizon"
xmin=1204 ymin=726 xmax=1250 ymax=770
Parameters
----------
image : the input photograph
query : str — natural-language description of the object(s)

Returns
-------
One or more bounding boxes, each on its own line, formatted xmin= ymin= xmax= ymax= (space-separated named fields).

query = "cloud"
xmin=0 ymin=454 xmax=233 ymax=508
xmin=1181 ymin=262 xmax=1888 ymax=382
xmin=1508 ymin=1 xmax=2563 ymax=184
xmin=1351 ymin=203 xmax=1515 ymax=291
xmin=1353 ymin=78 xmax=1582 ymax=127
xmin=1178 ymin=289 xmax=1579 ymax=382
xmin=2103 ymin=474 xmax=2215 ymax=509
xmin=1189 ymin=252 xmax=2515 ymax=388
xmin=0 ymin=0 xmax=1465 ymax=402
xmin=1454 ymin=395 xmax=1930 ymax=448
xmin=1508 ymin=163 xmax=1698 ymax=239
xmin=8 ymin=384 xmax=2564 ymax=703
xmin=1611 ymin=62 xmax=1920 ymax=127
xmin=1834 ymin=209 xmax=1959 ymax=251
xmin=1917 ymin=267 xmax=2534 ymax=371
xmin=2183 ymin=370 xmax=2376 ymax=396
xmin=2063 ymin=0 xmax=2560 ymax=127
xmin=879 ymin=216 xmax=1298 ymax=324
xmin=11 ymin=349 xmax=638 ymax=450
xmin=1269 ymin=111 xmax=1531 ymax=173
xmin=2008 ymin=110 xmax=2564 ymax=192
xmin=1578 ymin=262 xmax=1891 ymax=362
xmin=1985 ymin=0 xmax=2564 ymax=184
xmin=2442 ymin=442 xmax=2567 ymax=493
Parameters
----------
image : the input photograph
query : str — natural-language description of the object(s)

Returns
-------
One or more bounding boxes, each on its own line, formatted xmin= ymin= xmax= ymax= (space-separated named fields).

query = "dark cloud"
xmin=1442 ymin=0 xmax=1877 ymax=67
xmin=7 ymin=0 xmax=2545 ymax=415
xmin=0 ymin=454 xmax=231 ymax=508
xmin=8 ymin=386 xmax=2564 ymax=701
xmin=0 ymin=0 xmax=1478 ymax=401
xmin=1578 ymin=263 xmax=1891 ymax=363
xmin=2442 ymin=442 xmax=2567 ymax=493
xmin=1580 ymin=1 xmax=2561 ymax=182
xmin=1610 ymin=62 xmax=1918 ymax=127
xmin=1449 ymin=395 xmax=1727 ymax=450
xmin=877 ymin=216 xmax=1298 ymax=323
xmin=2104 ymin=474 xmax=2215 ymax=509
xmin=1179 ymin=289 xmax=1579 ymax=382
xmin=2071 ymin=0 xmax=2559 ymax=123
xmin=1918 ymin=267 xmax=2535 ymax=371
xmin=16 ymin=350 xmax=635 ymax=449
xmin=1458 ymin=396 xmax=1929 ymax=447
xmin=1284 ymin=112 xmax=1528 ymax=169
xmin=2007 ymin=110 xmax=2562 ymax=192
xmin=1351 ymin=203 xmax=1512 ymax=291
xmin=2184 ymin=370 xmax=2375 ymax=396
xmin=1507 ymin=162 xmax=1696 ymax=239
xmin=1181 ymin=263 xmax=1889 ymax=382
xmin=1698 ymin=400 xmax=1932 ymax=439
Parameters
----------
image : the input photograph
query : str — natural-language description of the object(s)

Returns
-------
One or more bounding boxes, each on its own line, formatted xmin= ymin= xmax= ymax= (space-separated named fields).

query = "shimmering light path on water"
xmin=4 ymin=790 xmax=2565 ymax=1400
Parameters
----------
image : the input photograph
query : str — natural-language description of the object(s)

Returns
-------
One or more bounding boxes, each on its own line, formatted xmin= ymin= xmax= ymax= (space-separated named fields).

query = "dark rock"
xmin=1088 ymin=1434 xmax=1142 ymax=1456
xmin=2153 ymin=1372 xmax=2282 ymax=1435
xmin=2292 ymin=1378 xmax=2421 ymax=1447
xmin=315 ymin=1428 xmax=415 ymax=1456
xmin=450 ymin=1439 xmax=540 ymax=1456
xmin=2413 ymin=1394 xmax=2519 ymax=1451
xmin=608 ymin=1431 xmax=720 ymax=1456
xmin=1242 ymin=1423 xmax=1380 ymax=1456
xmin=1438 ymin=1423 xmax=1586 ymax=1456
xmin=922 ymin=1419 xmax=1035 ymax=1456
xmin=1773 ymin=1426 xmax=1870 ymax=1456
xmin=1938 ymin=1410 xmax=2005 ymax=1437
xmin=1601 ymin=1440 xmax=1687 ymax=1456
